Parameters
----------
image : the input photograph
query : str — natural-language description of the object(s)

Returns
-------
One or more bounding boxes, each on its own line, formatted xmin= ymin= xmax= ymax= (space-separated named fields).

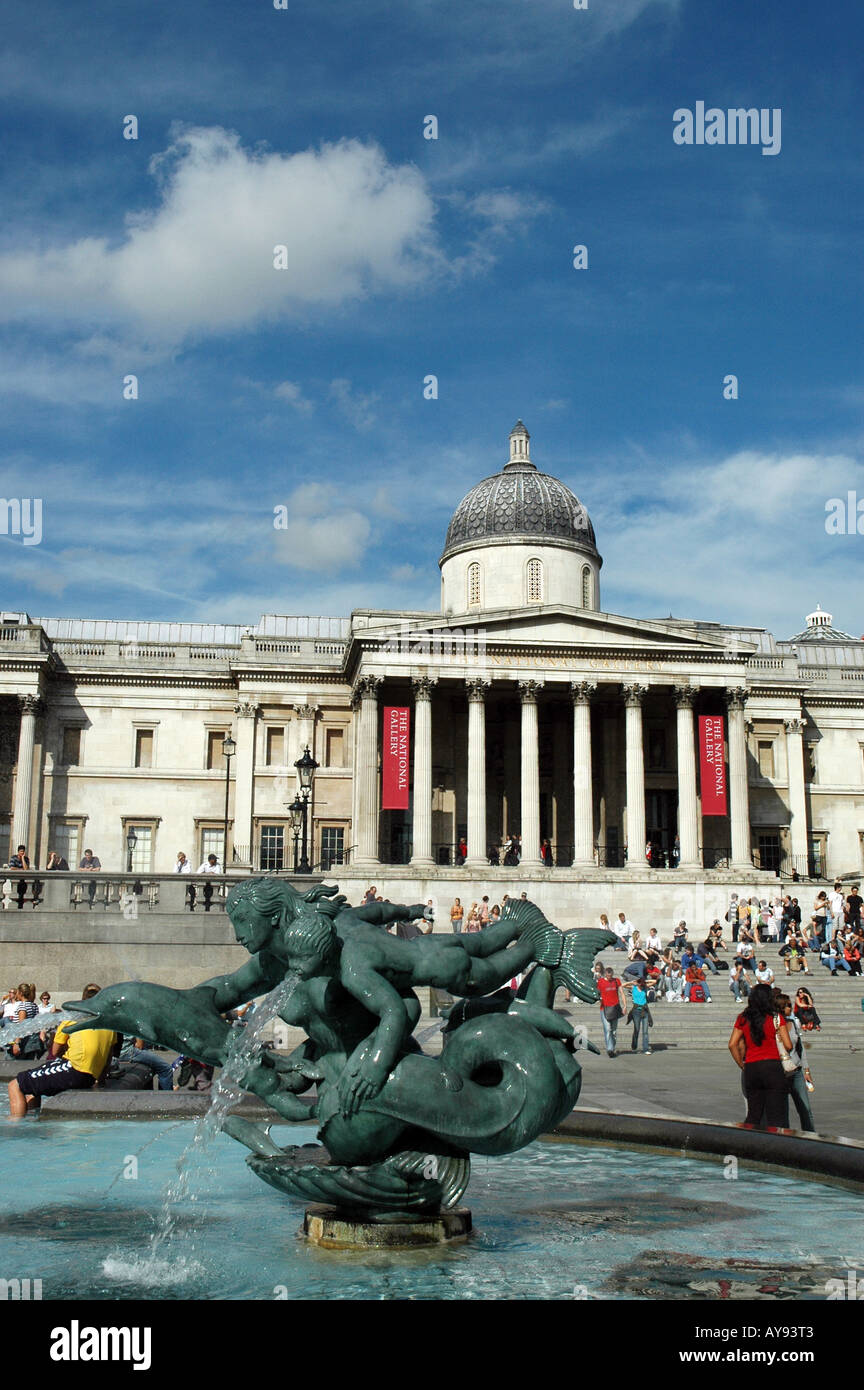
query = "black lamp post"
xmin=288 ymin=796 xmax=303 ymax=874
xmin=126 ymin=827 xmax=137 ymax=873
xmin=294 ymin=745 xmax=318 ymax=873
xmin=222 ymin=733 xmax=236 ymax=870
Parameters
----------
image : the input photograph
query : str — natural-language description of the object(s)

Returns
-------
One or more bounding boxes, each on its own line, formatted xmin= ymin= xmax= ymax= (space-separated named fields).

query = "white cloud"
xmin=273 ymin=380 xmax=315 ymax=414
xmin=0 ymin=128 xmax=441 ymax=342
xmin=272 ymin=483 xmax=372 ymax=573
xmin=328 ymin=378 xmax=379 ymax=432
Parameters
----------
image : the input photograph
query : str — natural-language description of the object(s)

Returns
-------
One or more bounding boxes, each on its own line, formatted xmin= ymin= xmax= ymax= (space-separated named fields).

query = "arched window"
xmin=467 ymin=561 xmax=481 ymax=608
xmin=581 ymin=565 xmax=591 ymax=609
xmin=526 ymin=557 xmax=543 ymax=603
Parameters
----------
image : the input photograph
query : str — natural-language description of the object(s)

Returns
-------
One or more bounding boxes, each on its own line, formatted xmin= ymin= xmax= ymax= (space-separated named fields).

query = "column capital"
xmin=466 ymin=677 xmax=491 ymax=704
xmin=673 ymin=684 xmax=697 ymax=708
xmin=352 ymin=675 xmax=382 ymax=703
xmin=292 ymin=702 xmax=318 ymax=720
xmin=518 ymin=678 xmax=544 ymax=703
xmin=726 ymin=686 xmax=748 ymax=711
xmin=234 ymin=698 xmax=261 ymax=719
xmin=17 ymin=694 xmax=42 ymax=716
xmin=411 ymin=674 xmax=438 ymax=701
xmin=784 ymin=717 xmax=805 ymax=735
xmin=570 ymin=680 xmax=597 ymax=705
xmin=622 ymin=682 xmax=648 ymax=708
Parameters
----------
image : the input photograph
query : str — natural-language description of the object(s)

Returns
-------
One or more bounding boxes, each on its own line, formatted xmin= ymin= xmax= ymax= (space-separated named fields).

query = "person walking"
xmin=597 ymin=967 xmax=625 ymax=1057
xmin=628 ymin=978 xmax=652 ymax=1054
xmin=728 ymin=983 xmax=792 ymax=1129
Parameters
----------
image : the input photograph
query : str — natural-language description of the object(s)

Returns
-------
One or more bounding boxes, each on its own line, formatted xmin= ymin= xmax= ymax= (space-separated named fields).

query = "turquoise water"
xmin=0 ymin=1113 xmax=861 ymax=1299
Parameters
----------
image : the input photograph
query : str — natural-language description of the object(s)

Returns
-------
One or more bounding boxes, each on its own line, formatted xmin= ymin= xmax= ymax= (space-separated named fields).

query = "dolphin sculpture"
xmin=61 ymin=981 xmax=234 ymax=1067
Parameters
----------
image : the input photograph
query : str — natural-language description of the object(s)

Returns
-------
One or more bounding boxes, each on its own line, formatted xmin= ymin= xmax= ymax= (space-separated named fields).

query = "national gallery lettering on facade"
xmin=2 ymin=422 xmax=864 ymax=896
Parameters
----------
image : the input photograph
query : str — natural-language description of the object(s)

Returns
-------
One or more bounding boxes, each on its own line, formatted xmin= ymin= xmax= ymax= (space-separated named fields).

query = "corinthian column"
xmin=465 ymin=678 xmax=490 ymax=868
xmin=518 ymin=680 xmax=544 ymax=867
xmin=623 ymin=683 xmax=648 ymax=870
xmin=12 ymin=694 xmax=40 ymax=850
xmin=410 ymin=675 xmax=437 ymax=867
xmin=727 ymin=688 xmax=752 ymax=870
xmin=571 ymin=681 xmax=596 ymax=868
xmin=674 ymin=685 xmax=700 ymax=868
xmin=353 ymin=676 xmax=382 ymax=866
xmin=785 ymin=716 xmax=809 ymax=870
xmin=232 ymin=699 xmax=260 ymax=866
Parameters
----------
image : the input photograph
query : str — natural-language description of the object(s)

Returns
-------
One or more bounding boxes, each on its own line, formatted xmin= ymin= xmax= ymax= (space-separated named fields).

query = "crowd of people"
xmin=4 ymin=880 xmax=852 ymax=1132
xmin=1 ymin=978 xmax=255 ymax=1115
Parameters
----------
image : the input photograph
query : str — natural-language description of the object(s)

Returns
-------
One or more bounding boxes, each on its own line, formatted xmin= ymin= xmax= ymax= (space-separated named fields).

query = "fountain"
xmin=59 ymin=882 xmax=612 ymax=1247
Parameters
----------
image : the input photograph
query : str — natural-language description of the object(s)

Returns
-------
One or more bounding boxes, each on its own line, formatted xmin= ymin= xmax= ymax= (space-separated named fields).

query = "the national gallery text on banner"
xmin=382 ymin=706 xmax=410 ymax=810
xmin=699 ymin=714 xmax=728 ymax=815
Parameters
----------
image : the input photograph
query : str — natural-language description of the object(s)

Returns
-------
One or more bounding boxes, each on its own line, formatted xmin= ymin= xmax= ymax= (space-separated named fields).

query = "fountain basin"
xmin=1 ymin=1113 xmax=861 ymax=1299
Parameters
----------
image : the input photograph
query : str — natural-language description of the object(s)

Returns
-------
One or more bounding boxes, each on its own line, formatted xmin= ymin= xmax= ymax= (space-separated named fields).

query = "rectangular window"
xmin=266 ymin=727 xmax=284 ymax=766
xmin=200 ymin=826 xmax=224 ymax=866
xmin=53 ymin=822 xmax=80 ymax=867
xmin=320 ymin=825 xmax=345 ymax=870
xmin=325 ymin=728 xmax=344 ymax=767
xmin=804 ymin=743 xmax=817 ymax=783
xmin=207 ymin=731 xmax=227 ymax=770
xmin=757 ymin=740 xmax=775 ymax=778
xmin=61 ymin=727 xmax=81 ymax=765
xmin=127 ymin=824 xmax=153 ymax=873
xmin=0 ymin=821 xmax=10 ymax=867
xmin=757 ymin=833 xmax=781 ymax=873
xmin=259 ymin=824 xmax=284 ymax=872
xmin=647 ymin=727 xmax=667 ymax=771
xmin=134 ymin=729 xmax=154 ymax=768
xmin=808 ymin=834 xmax=826 ymax=879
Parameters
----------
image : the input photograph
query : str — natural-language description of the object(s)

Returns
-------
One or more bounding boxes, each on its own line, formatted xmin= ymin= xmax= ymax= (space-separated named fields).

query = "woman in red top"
xmin=728 ymin=983 xmax=793 ymax=1128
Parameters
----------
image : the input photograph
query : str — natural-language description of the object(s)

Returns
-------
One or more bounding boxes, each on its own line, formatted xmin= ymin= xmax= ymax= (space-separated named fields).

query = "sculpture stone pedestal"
xmin=302 ymin=1204 xmax=472 ymax=1250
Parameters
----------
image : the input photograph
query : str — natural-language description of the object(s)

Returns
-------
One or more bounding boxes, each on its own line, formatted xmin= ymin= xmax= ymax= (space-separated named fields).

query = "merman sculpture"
xmin=66 ymin=883 xmax=613 ymax=1224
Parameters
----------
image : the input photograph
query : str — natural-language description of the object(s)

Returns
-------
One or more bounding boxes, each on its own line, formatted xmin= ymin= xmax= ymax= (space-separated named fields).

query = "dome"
xmin=439 ymin=421 xmax=600 ymax=564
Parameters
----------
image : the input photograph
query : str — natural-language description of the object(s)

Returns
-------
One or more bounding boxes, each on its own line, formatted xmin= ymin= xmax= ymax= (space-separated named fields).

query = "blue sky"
xmin=1 ymin=0 xmax=862 ymax=636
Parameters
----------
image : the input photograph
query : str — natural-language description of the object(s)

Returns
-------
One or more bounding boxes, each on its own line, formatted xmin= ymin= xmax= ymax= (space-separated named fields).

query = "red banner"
xmin=699 ymin=715 xmax=728 ymax=816
xmin=382 ymin=706 xmax=410 ymax=809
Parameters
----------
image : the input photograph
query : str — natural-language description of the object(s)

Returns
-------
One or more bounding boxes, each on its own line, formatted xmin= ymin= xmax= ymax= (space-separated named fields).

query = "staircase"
xmin=576 ymin=942 xmax=864 ymax=1049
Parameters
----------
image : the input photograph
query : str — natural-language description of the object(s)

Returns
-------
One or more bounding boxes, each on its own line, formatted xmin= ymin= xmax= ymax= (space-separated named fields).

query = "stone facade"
xmin=2 ymin=423 xmax=864 ymax=885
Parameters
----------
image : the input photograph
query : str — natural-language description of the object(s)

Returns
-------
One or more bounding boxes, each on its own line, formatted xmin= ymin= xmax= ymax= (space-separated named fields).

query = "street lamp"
xmin=294 ymin=745 xmax=318 ymax=873
xmin=288 ymin=796 xmax=303 ymax=874
xmin=222 ymin=733 xmax=236 ymax=871
xmin=126 ymin=827 xmax=137 ymax=873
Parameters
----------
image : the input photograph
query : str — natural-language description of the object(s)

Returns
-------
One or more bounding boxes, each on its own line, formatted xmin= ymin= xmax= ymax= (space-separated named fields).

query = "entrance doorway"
xmin=646 ymin=790 xmax=678 ymax=867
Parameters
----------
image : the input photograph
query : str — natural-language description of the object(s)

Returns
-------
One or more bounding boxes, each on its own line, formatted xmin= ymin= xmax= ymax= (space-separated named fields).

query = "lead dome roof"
xmin=440 ymin=422 xmax=600 ymax=564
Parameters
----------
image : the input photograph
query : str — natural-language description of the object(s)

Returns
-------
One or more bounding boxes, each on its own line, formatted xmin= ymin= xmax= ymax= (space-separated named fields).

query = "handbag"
xmin=774 ymin=1013 xmax=799 ymax=1074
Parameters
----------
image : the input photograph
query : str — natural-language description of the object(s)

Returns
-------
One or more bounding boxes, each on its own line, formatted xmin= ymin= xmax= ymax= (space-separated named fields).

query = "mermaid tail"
xmin=499 ymin=899 xmax=615 ymax=1003
xmin=553 ymin=927 xmax=618 ymax=1002
xmin=499 ymin=896 xmax=563 ymax=965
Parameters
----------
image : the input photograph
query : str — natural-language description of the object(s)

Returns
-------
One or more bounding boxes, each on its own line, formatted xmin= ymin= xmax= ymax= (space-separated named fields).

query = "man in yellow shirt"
xmin=7 ymin=983 xmax=118 ymax=1119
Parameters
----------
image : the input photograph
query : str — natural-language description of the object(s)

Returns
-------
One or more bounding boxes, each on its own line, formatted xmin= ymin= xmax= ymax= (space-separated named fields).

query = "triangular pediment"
xmin=351 ymin=605 xmax=753 ymax=655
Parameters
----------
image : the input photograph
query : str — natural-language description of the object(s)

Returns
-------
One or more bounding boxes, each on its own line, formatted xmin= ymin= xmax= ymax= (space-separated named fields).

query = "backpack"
xmin=689 ymin=981 xmax=706 ymax=1003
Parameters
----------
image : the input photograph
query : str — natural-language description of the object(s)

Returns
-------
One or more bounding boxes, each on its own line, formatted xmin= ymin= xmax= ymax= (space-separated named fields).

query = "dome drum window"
xmin=467 ymin=562 xmax=481 ymax=608
xmin=526 ymin=558 xmax=543 ymax=604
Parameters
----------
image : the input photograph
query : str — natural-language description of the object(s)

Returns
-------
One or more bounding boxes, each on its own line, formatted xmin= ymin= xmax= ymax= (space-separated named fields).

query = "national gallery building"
xmin=2 ymin=421 xmax=864 ymax=921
